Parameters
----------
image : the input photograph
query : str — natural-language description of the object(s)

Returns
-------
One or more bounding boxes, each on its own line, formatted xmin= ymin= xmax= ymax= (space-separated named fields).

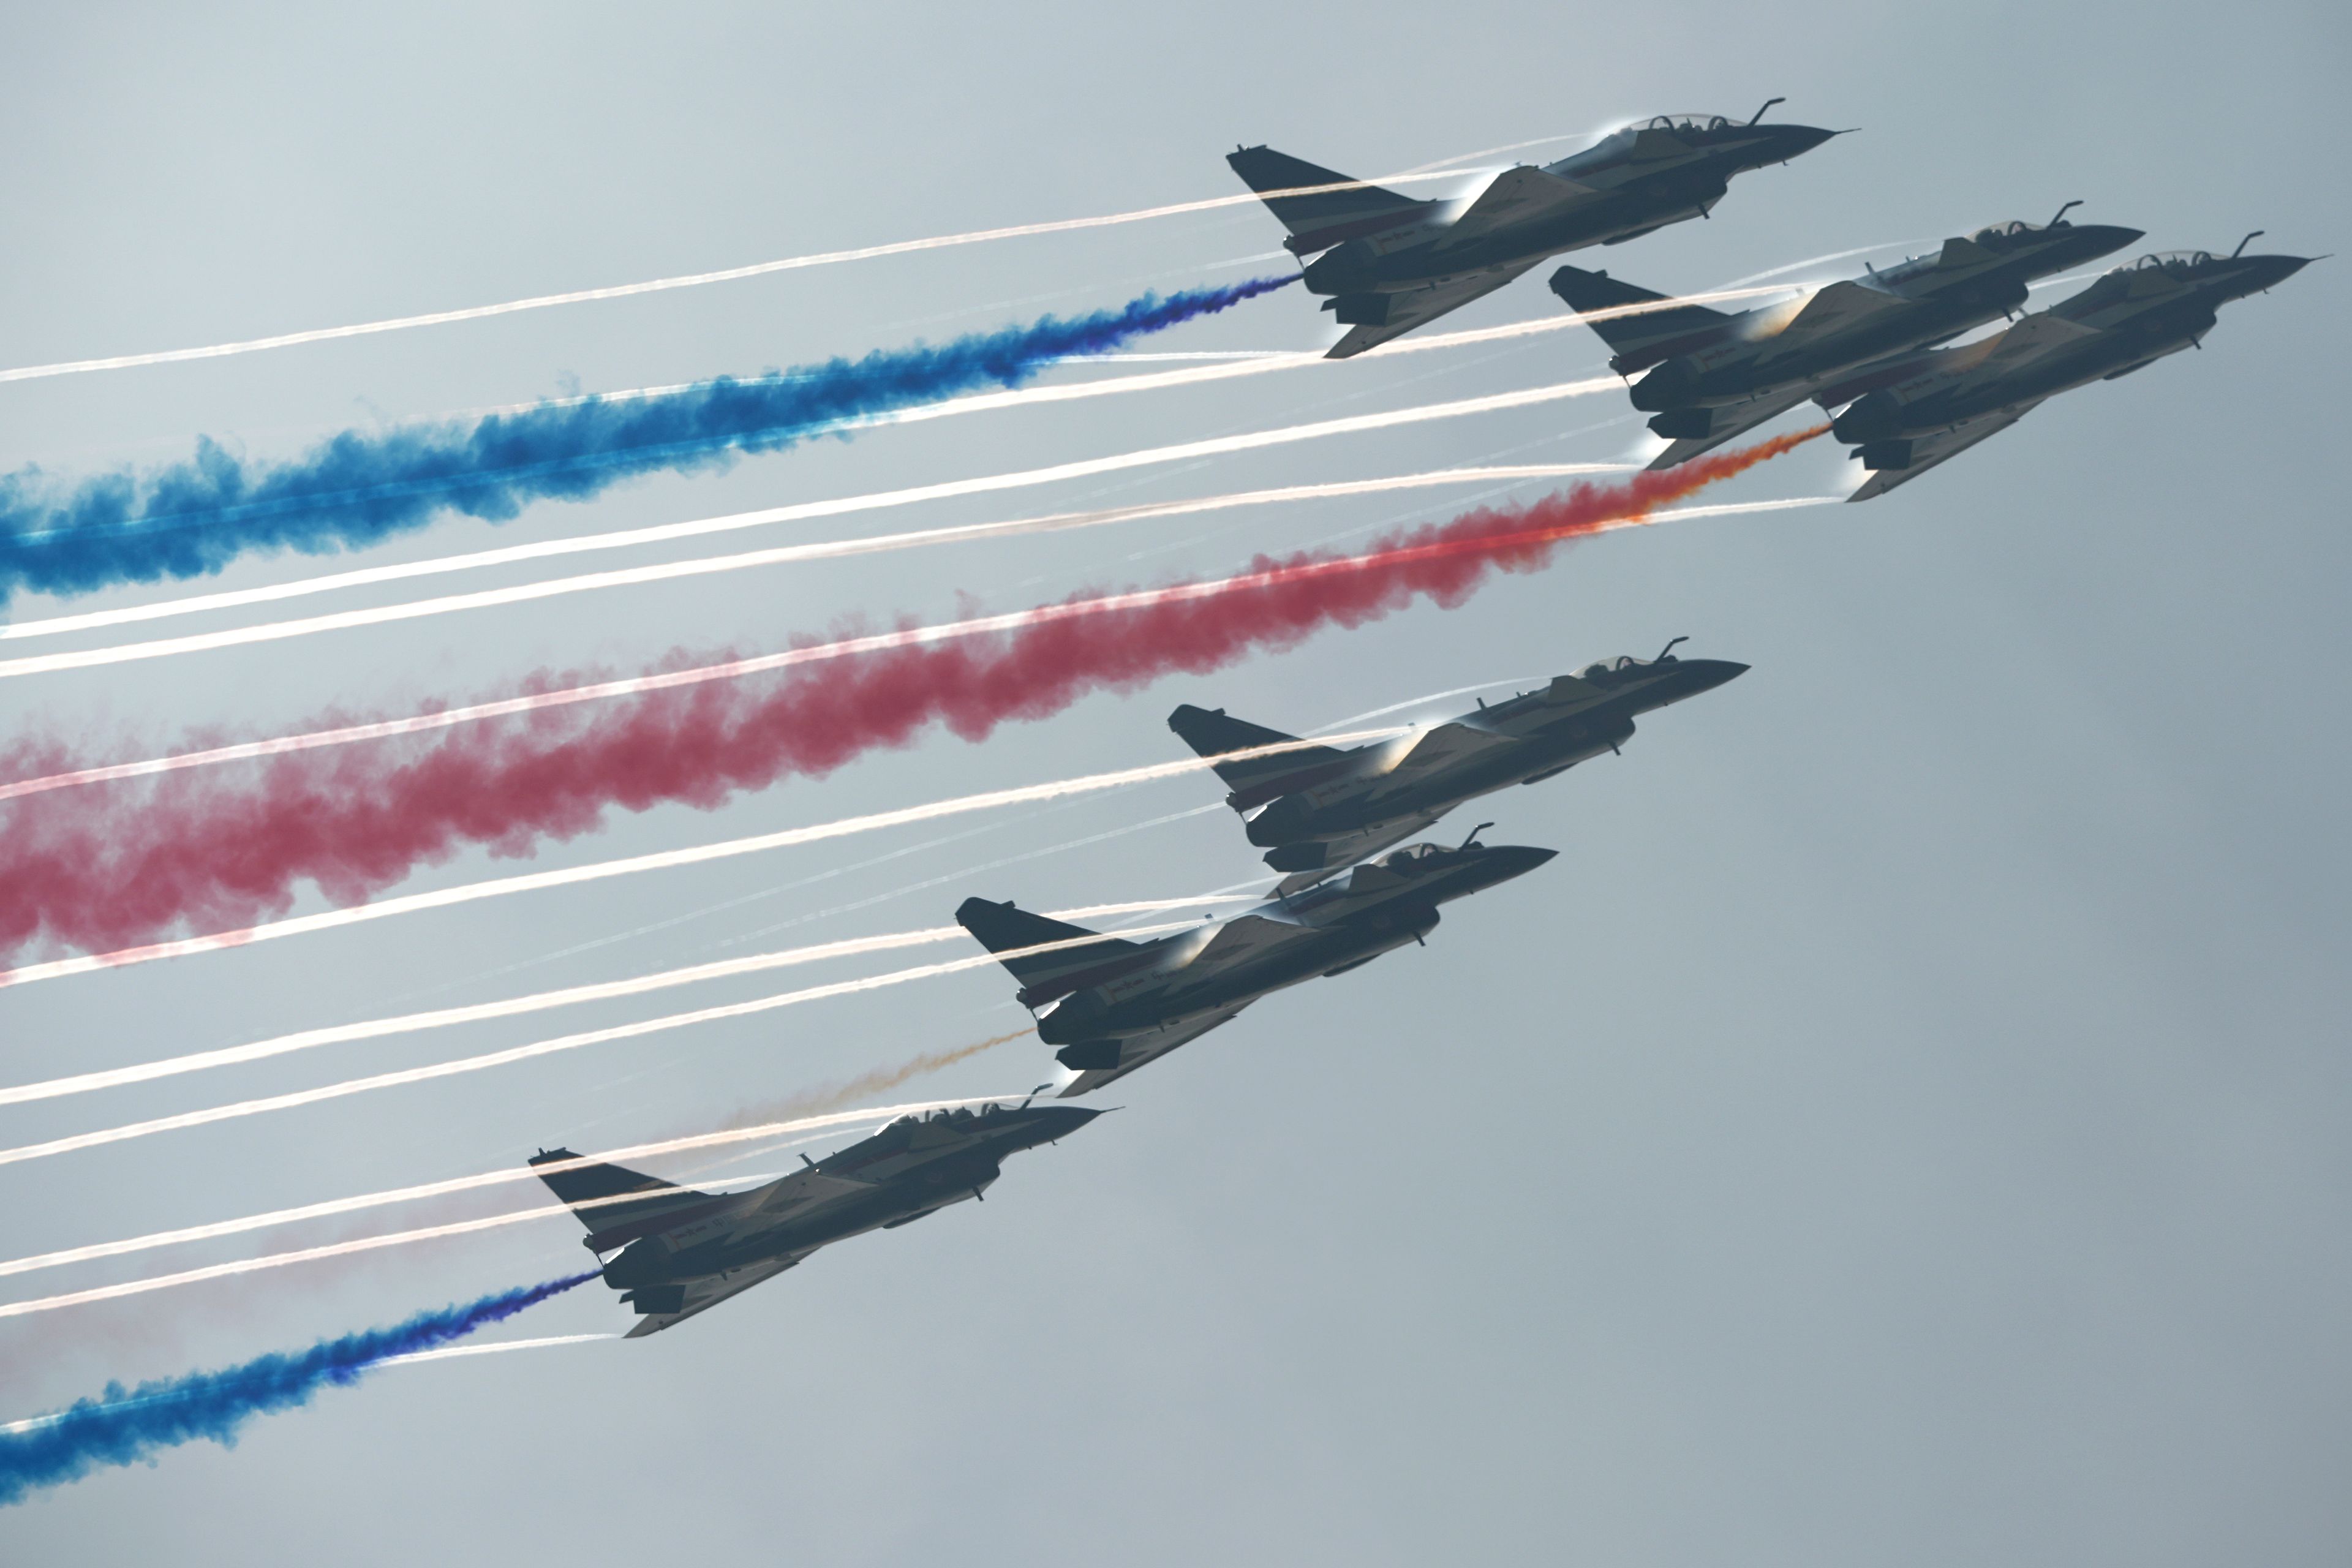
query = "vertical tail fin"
xmin=1168 ymin=704 xmax=1349 ymax=810
xmin=952 ymin=899 xmax=1144 ymax=1000
xmin=1548 ymin=265 xmax=1736 ymax=371
xmin=529 ymin=1149 xmax=715 ymax=1234
xmin=1226 ymin=146 xmax=1432 ymax=255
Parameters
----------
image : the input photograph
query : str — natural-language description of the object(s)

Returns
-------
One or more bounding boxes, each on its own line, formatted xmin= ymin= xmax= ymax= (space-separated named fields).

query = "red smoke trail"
xmin=0 ymin=430 xmax=1822 ymax=959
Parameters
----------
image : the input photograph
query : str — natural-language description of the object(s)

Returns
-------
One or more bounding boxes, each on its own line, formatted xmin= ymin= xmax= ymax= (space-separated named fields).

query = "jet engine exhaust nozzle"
xmin=1831 ymin=391 xmax=1902 ymax=446
xmin=1647 ymin=407 xmax=1714 ymax=440
xmin=1630 ymin=358 xmax=1701 ymax=413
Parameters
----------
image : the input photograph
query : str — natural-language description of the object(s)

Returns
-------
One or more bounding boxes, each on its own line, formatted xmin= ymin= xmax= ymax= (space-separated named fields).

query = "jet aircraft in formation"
xmin=1235 ymin=116 xmax=2307 ymax=495
xmin=945 ymin=641 xmax=1745 ymax=1093
xmin=532 ymin=102 xmax=2318 ymax=1338
xmin=1169 ymin=641 xmax=1747 ymax=892
xmin=541 ymin=640 xmax=1738 ymax=1331
xmin=958 ymin=829 xmax=1555 ymax=1094
xmin=532 ymin=1099 xmax=1099 ymax=1335
xmin=1548 ymin=208 xmax=2144 ymax=467
xmin=1229 ymin=102 xmax=1839 ymax=356
xmin=1548 ymin=221 xmax=2310 ymax=497
xmin=1822 ymin=237 xmax=2313 ymax=498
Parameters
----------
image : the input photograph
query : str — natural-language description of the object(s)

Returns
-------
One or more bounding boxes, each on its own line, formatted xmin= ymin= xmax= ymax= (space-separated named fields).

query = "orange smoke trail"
xmin=716 ymin=1030 xmax=1035 ymax=1131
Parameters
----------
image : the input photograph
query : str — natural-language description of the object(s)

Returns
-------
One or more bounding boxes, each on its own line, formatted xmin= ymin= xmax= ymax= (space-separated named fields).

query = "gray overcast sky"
xmin=2 ymin=1 xmax=2347 ymax=1562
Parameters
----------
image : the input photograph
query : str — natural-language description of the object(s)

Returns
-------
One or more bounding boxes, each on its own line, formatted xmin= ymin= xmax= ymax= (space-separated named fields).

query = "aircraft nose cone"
xmin=1038 ymin=1105 xmax=1102 ymax=1136
xmin=1480 ymin=845 xmax=1558 ymax=881
xmin=1769 ymin=124 xmax=1839 ymax=159
xmin=2067 ymin=224 xmax=2145 ymax=263
xmin=2237 ymin=254 xmax=2313 ymax=292
xmin=1681 ymin=658 xmax=1750 ymax=693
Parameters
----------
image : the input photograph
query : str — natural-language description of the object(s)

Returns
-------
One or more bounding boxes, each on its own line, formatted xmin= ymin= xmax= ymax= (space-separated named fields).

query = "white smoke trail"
xmin=1713 ymin=240 xmax=1935 ymax=290
xmin=1402 ymin=132 xmax=1596 ymax=170
xmin=0 ymin=917 xmax=1208 ymax=1168
xmin=375 ymin=1333 xmax=616 ymax=1370
xmin=1047 ymin=350 xmax=1292 ymax=363
xmin=0 ymin=884 xmax=1259 ymax=1109
xmin=1312 ymin=677 xmax=1548 ymax=734
xmin=0 ymin=383 xmax=1624 ymax=682
xmin=0 ymin=463 xmax=1627 ymax=677
xmin=1 ymin=1209 xmax=581 ymax=1321
xmin=0 ymin=736 xmax=1387 ymax=990
xmin=0 ymin=1334 xmax=619 ymax=1431
xmin=0 ymin=136 xmax=1635 ymax=389
xmin=0 ymin=285 xmax=1795 ymax=657
xmin=0 ymin=167 xmax=1510 ymax=385
xmin=0 ymin=1100 xmax=1026 ymax=1289
xmin=0 ymin=930 xmax=881 ymax=1107
xmin=0 ymin=1095 xmax=1035 ymax=1313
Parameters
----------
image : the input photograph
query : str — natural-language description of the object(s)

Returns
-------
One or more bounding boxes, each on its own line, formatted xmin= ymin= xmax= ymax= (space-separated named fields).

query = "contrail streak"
xmin=0 ymin=922 xmax=983 ymax=1103
xmin=0 ymin=156 xmax=1547 ymax=385
xmin=0 ymin=468 xmax=1621 ymax=677
xmin=0 ymin=1095 xmax=1027 ymax=1309
xmin=1313 ymin=676 xmax=1547 ymax=733
xmin=0 ymin=1335 xmax=615 ymax=1431
xmin=2 ymin=1216 xmax=598 ymax=1322
xmin=374 ymin=1332 xmax=614 ymax=1370
xmin=0 ymin=382 xmax=1616 ymax=680
xmin=1714 ymin=240 xmax=1935 ymax=290
xmin=0 ymin=739 xmax=1367 ymax=988
xmin=0 ymin=283 xmax=1798 ymax=654
xmin=0 ymin=1274 xmax=596 ymax=1503
xmin=0 ymin=922 xmax=1216 ymax=1167
xmin=0 ymin=875 xmax=1104 ymax=1109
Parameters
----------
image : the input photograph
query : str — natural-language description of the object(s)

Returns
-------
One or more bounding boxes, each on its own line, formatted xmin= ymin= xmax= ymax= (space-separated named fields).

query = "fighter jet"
xmin=1231 ymin=102 xmax=1840 ymax=358
xmin=1548 ymin=206 xmax=2143 ymax=467
xmin=529 ymin=1096 xmax=1099 ymax=1336
xmin=1169 ymin=641 xmax=1745 ymax=892
xmin=956 ymin=830 xmax=1555 ymax=1093
xmin=1819 ymin=235 xmax=2315 ymax=500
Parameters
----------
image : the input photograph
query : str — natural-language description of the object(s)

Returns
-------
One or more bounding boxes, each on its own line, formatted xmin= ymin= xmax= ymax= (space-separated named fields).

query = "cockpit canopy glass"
xmin=1577 ymin=652 xmax=1672 ymax=682
xmin=1555 ymin=116 xmax=1732 ymax=174
xmin=2116 ymin=251 xmax=2214 ymax=274
xmin=1634 ymin=113 xmax=1738 ymax=133
xmin=1376 ymin=842 xmax=1448 ymax=869
xmin=879 ymin=1104 xmax=994 ymax=1136
xmin=1969 ymin=218 xmax=2054 ymax=245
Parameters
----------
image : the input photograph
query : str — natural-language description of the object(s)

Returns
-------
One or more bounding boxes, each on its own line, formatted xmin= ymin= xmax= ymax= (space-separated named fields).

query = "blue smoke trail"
xmin=0 ymin=273 xmax=1299 ymax=605
xmin=0 ymin=1272 xmax=594 ymax=1506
